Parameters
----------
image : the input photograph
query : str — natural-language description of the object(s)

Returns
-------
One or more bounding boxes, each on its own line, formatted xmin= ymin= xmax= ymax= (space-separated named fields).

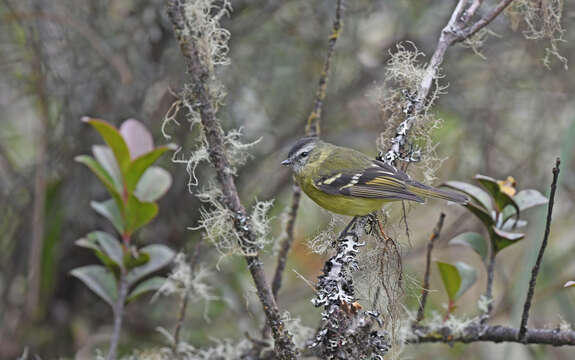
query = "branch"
xmin=382 ymin=0 xmax=517 ymax=165
xmin=410 ymin=323 xmax=575 ymax=346
xmin=107 ymin=267 xmax=128 ymax=360
xmin=305 ymin=0 xmax=344 ymax=136
xmin=164 ymin=1 xmax=297 ymax=358
xmin=518 ymin=158 xmax=561 ymax=341
xmin=482 ymin=241 xmax=497 ymax=323
xmin=416 ymin=213 xmax=445 ymax=322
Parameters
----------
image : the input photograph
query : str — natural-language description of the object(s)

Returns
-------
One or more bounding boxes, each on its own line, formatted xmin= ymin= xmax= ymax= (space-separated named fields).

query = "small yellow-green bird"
xmin=282 ymin=137 xmax=467 ymax=216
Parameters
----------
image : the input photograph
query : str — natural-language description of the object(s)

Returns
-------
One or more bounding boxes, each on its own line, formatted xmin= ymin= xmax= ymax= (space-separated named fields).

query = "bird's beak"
xmin=281 ymin=159 xmax=291 ymax=166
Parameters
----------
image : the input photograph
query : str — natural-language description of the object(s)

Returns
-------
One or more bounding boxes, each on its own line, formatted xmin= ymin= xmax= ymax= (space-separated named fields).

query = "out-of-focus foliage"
xmin=0 ymin=0 xmax=574 ymax=359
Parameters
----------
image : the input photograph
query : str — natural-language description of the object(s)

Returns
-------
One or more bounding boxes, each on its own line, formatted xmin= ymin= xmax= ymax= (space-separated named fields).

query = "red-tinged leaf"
xmin=120 ymin=119 xmax=154 ymax=160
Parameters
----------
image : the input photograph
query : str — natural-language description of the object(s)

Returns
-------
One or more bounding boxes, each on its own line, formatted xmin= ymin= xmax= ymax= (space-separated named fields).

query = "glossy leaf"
xmin=491 ymin=227 xmax=525 ymax=253
xmin=75 ymin=155 xmax=119 ymax=197
xmin=91 ymin=199 xmax=124 ymax=234
xmin=501 ymin=217 xmax=528 ymax=231
xmin=92 ymin=145 xmax=123 ymax=191
xmin=442 ymin=181 xmax=492 ymax=211
xmin=127 ymin=276 xmax=166 ymax=303
xmin=120 ymin=119 xmax=154 ymax=160
xmin=70 ymin=265 xmax=117 ymax=307
xmin=125 ymin=147 xmax=173 ymax=192
xmin=454 ymin=262 xmax=477 ymax=299
xmin=82 ymin=117 xmax=131 ymax=173
xmin=125 ymin=195 xmax=158 ymax=234
xmin=437 ymin=262 xmax=460 ymax=302
xmin=126 ymin=244 xmax=175 ymax=286
xmin=124 ymin=248 xmax=150 ymax=270
xmin=449 ymin=232 xmax=488 ymax=262
xmin=134 ymin=166 xmax=172 ymax=202
xmin=564 ymin=281 xmax=575 ymax=288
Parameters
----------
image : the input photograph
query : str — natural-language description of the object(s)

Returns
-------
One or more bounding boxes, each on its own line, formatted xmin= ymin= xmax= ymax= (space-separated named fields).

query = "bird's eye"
xmin=300 ymin=151 xmax=309 ymax=158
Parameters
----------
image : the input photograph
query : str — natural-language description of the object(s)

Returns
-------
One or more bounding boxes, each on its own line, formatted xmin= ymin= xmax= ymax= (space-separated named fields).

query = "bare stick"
xmin=305 ymin=0 xmax=344 ymax=136
xmin=410 ymin=323 xmax=575 ymax=346
xmin=271 ymin=184 xmax=301 ymax=300
xmin=455 ymin=0 xmax=516 ymax=41
xmin=518 ymin=158 xmax=561 ymax=341
xmin=164 ymin=1 xmax=297 ymax=358
xmin=416 ymin=213 xmax=446 ymax=322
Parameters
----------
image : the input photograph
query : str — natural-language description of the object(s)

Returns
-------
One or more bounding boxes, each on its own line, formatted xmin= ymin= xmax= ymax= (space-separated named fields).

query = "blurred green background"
xmin=1 ymin=0 xmax=575 ymax=359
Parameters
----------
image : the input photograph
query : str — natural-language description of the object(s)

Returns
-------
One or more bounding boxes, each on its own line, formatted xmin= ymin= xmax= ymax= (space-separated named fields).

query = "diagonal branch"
xmin=382 ymin=0 xmax=517 ymax=165
xmin=164 ymin=1 xmax=297 ymax=358
xmin=416 ymin=213 xmax=445 ymax=322
xmin=518 ymin=157 xmax=561 ymax=341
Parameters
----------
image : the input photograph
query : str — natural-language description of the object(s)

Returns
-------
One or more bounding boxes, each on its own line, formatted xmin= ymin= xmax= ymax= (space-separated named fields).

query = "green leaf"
xmin=92 ymin=145 xmax=123 ymax=192
xmin=442 ymin=181 xmax=492 ymax=211
xmin=449 ymin=232 xmax=488 ymax=262
xmin=127 ymin=276 xmax=166 ymax=303
xmin=75 ymin=155 xmax=119 ymax=197
xmin=125 ymin=147 xmax=173 ymax=192
xmin=91 ymin=199 xmax=125 ymax=234
xmin=513 ymin=189 xmax=548 ymax=212
xmin=125 ymin=195 xmax=158 ymax=234
xmin=126 ymin=244 xmax=175 ymax=286
xmin=124 ymin=248 xmax=150 ymax=270
xmin=134 ymin=166 xmax=173 ymax=202
xmin=490 ymin=226 xmax=525 ymax=253
xmin=564 ymin=281 xmax=575 ymax=288
xmin=76 ymin=236 xmax=117 ymax=270
xmin=70 ymin=265 xmax=117 ymax=307
xmin=454 ymin=262 xmax=477 ymax=299
xmin=464 ymin=202 xmax=495 ymax=228
xmin=83 ymin=117 xmax=131 ymax=174
xmin=475 ymin=175 xmax=520 ymax=215
xmin=88 ymin=231 xmax=123 ymax=268
xmin=437 ymin=261 xmax=461 ymax=302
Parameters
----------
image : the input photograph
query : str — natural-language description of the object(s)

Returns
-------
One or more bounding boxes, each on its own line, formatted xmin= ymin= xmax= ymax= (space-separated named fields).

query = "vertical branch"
xmin=26 ymin=0 xmax=50 ymax=318
xmin=518 ymin=158 xmax=561 ymax=341
xmin=270 ymin=0 xmax=344 ymax=304
xmin=416 ymin=213 xmax=445 ymax=322
xmin=107 ymin=267 xmax=128 ymax=360
xmin=164 ymin=1 xmax=297 ymax=357
xmin=305 ymin=0 xmax=344 ymax=137
xmin=482 ymin=246 xmax=497 ymax=322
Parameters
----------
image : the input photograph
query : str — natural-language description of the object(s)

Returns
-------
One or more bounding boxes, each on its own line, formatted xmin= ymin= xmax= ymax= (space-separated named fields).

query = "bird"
xmin=281 ymin=137 xmax=467 ymax=216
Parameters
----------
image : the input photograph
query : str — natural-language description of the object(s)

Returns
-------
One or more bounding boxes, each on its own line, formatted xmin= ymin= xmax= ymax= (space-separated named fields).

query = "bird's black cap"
xmin=287 ymin=136 xmax=319 ymax=159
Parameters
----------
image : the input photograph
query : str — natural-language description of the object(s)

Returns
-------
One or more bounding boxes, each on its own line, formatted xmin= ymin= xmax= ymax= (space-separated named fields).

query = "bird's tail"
xmin=408 ymin=182 xmax=469 ymax=204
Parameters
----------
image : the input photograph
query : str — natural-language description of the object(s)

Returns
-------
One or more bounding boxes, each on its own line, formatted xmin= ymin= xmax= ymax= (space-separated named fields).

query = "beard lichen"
xmin=506 ymin=0 xmax=567 ymax=69
xmin=377 ymin=42 xmax=446 ymax=185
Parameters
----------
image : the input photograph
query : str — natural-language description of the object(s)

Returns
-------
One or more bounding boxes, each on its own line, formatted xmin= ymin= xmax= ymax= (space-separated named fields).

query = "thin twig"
xmin=518 ymin=157 xmax=561 ymax=341
xmin=107 ymin=267 xmax=128 ymax=360
xmin=455 ymin=0 xmax=516 ymax=42
xmin=271 ymin=184 xmax=301 ymax=300
xmin=164 ymin=1 xmax=297 ymax=357
xmin=416 ymin=213 xmax=445 ymax=322
xmin=305 ymin=0 xmax=344 ymax=137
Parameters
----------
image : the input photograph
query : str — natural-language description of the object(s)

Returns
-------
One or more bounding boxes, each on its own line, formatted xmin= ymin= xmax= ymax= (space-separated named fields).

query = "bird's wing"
xmin=313 ymin=160 xmax=424 ymax=202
